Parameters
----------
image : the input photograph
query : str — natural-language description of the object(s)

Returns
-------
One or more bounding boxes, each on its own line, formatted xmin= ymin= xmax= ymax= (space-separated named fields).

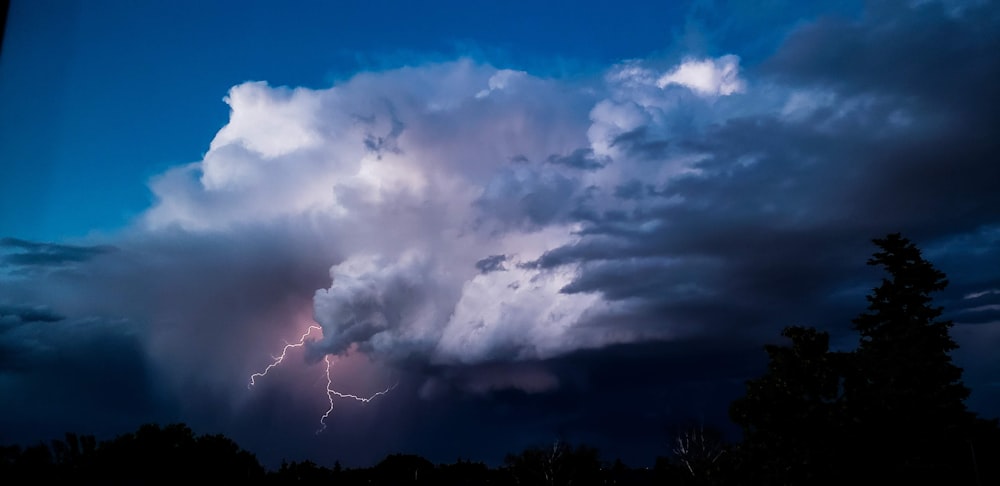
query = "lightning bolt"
xmin=248 ymin=324 xmax=397 ymax=433
xmin=248 ymin=325 xmax=321 ymax=389
xmin=317 ymin=355 xmax=398 ymax=433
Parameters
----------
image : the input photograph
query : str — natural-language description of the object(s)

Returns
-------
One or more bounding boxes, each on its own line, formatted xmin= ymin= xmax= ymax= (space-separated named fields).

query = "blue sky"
xmin=0 ymin=0 xmax=862 ymax=241
xmin=1 ymin=0 xmax=998 ymax=469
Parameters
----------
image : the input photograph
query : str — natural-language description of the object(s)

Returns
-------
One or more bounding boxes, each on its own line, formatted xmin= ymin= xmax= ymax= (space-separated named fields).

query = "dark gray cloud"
xmin=475 ymin=254 xmax=508 ymax=274
xmin=613 ymin=180 xmax=648 ymax=200
xmin=539 ymin=0 xmax=1000 ymax=351
xmin=0 ymin=222 xmax=340 ymax=453
xmin=546 ymin=148 xmax=608 ymax=170
xmin=765 ymin=1 xmax=1000 ymax=106
xmin=0 ymin=237 xmax=116 ymax=267
xmin=474 ymin=165 xmax=582 ymax=229
xmin=0 ymin=315 xmax=170 ymax=443
xmin=0 ymin=304 xmax=64 ymax=324
xmin=610 ymin=127 xmax=671 ymax=160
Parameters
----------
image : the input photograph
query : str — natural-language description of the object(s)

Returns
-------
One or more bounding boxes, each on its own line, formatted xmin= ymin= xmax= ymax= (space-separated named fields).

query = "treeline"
xmin=723 ymin=234 xmax=1000 ymax=485
xmin=0 ymin=424 xmax=674 ymax=485
xmin=2 ymin=234 xmax=999 ymax=484
xmin=0 ymin=424 xmax=264 ymax=483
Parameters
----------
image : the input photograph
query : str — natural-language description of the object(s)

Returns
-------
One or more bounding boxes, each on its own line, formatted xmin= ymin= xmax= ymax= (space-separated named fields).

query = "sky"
xmin=1 ymin=0 xmax=999 ymax=469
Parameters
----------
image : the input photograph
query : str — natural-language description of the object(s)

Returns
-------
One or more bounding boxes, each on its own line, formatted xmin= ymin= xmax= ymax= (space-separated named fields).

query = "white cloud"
xmin=475 ymin=68 xmax=528 ymax=98
xmin=132 ymin=57 xmax=779 ymax=372
xmin=656 ymin=55 xmax=745 ymax=96
xmin=965 ymin=289 xmax=1000 ymax=300
xmin=435 ymin=255 xmax=606 ymax=363
xmin=587 ymin=99 xmax=649 ymax=157
xmin=310 ymin=221 xmax=614 ymax=366
xmin=210 ymin=82 xmax=324 ymax=162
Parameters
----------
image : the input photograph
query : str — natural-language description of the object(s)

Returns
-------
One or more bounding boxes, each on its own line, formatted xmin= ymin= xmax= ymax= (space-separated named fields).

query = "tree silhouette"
xmin=730 ymin=233 xmax=996 ymax=484
xmin=93 ymin=423 xmax=264 ymax=482
xmin=730 ymin=326 xmax=847 ymax=484
xmin=373 ymin=453 xmax=435 ymax=484
xmin=504 ymin=440 xmax=602 ymax=486
xmin=847 ymin=233 xmax=975 ymax=481
xmin=669 ymin=423 xmax=733 ymax=485
xmin=273 ymin=459 xmax=336 ymax=483
xmin=851 ymin=234 xmax=970 ymax=409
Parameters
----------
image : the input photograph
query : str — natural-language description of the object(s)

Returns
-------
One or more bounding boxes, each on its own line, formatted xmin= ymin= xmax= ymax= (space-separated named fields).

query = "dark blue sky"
xmin=1 ymin=0 xmax=998 ymax=469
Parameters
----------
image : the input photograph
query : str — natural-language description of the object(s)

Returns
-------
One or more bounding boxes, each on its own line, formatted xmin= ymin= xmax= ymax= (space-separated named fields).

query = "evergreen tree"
xmin=850 ymin=233 xmax=969 ymax=411
xmin=730 ymin=326 xmax=846 ymax=485
xmin=731 ymin=233 xmax=990 ymax=484
xmin=847 ymin=233 xmax=974 ymax=481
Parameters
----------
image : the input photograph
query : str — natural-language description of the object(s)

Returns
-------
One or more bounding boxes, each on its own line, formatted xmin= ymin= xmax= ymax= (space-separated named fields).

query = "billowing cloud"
xmin=142 ymin=57 xmax=734 ymax=374
xmin=656 ymin=55 xmax=745 ymax=96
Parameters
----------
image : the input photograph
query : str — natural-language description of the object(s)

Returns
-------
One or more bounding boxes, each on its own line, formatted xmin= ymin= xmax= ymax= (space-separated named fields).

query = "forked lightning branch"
xmin=248 ymin=325 xmax=396 ymax=433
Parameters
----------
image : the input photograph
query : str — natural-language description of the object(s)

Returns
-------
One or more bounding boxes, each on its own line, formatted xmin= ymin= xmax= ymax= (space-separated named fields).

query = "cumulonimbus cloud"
xmin=139 ymin=56 xmax=752 ymax=371
xmin=138 ymin=2 xmax=1000 ymax=378
xmin=7 ymin=1 xmax=999 ymax=407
